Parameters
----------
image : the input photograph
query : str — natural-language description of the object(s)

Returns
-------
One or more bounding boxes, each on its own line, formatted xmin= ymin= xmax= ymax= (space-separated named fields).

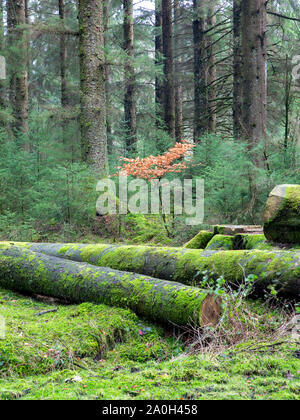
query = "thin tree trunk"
xmin=78 ymin=0 xmax=108 ymax=173
xmin=59 ymin=0 xmax=68 ymax=108
xmin=104 ymin=0 xmax=112 ymax=154
xmin=284 ymin=54 xmax=292 ymax=165
xmin=123 ymin=0 xmax=137 ymax=154
xmin=7 ymin=0 xmax=29 ymax=138
xmin=7 ymin=0 xmax=15 ymax=108
xmin=162 ymin=0 xmax=175 ymax=139
xmin=155 ymin=0 xmax=163 ymax=128
xmin=174 ymin=0 xmax=183 ymax=141
xmin=241 ymin=0 xmax=267 ymax=148
xmin=233 ymin=0 xmax=243 ymax=140
xmin=206 ymin=5 xmax=217 ymax=132
xmin=193 ymin=0 xmax=207 ymax=142
xmin=0 ymin=0 xmax=6 ymax=110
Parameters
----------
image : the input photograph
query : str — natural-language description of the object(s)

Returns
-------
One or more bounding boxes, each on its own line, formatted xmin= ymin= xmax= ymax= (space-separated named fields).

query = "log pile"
xmin=3 ymin=242 xmax=300 ymax=300
xmin=0 ymin=244 xmax=222 ymax=327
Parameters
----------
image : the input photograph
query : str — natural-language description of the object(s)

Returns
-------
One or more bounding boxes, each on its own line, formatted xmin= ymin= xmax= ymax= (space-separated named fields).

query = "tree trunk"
xmin=241 ymin=0 xmax=267 ymax=147
xmin=12 ymin=242 xmax=300 ymax=300
xmin=0 ymin=245 xmax=223 ymax=327
xmin=78 ymin=0 xmax=108 ymax=173
xmin=206 ymin=5 xmax=217 ymax=132
xmin=0 ymin=0 xmax=6 ymax=110
xmin=174 ymin=0 xmax=183 ymax=141
xmin=59 ymin=0 xmax=68 ymax=108
xmin=193 ymin=0 xmax=207 ymax=142
xmin=7 ymin=0 xmax=15 ymax=108
xmin=103 ymin=0 xmax=112 ymax=154
xmin=7 ymin=0 xmax=29 ymax=138
xmin=155 ymin=0 xmax=163 ymax=128
xmin=123 ymin=0 xmax=137 ymax=154
xmin=233 ymin=0 xmax=243 ymax=140
xmin=162 ymin=0 xmax=175 ymax=138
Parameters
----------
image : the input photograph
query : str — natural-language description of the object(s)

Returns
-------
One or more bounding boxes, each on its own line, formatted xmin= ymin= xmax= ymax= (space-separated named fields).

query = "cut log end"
xmin=200 ymin=294 xmax=223 ymax=327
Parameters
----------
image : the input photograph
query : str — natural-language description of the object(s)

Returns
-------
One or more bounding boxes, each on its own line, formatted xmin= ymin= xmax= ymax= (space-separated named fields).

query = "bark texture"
xmin=123 ymin=0 xmax=136 ymax=153
xmin=174 ymin=0 xmax=183 ymax=141
xmin=193 ymin=0 xmax=207 ymax=142
xmin=78 ymin=0 xmax=108 ymax=173
xmin=206 ymin=5 xmax=217 ymax=132
xmin=0 ymin=0 xmax=6 ymax=110
xmin=7 ymin=0 xmax=29 ymax=137
xmin=103 ymin=0 xmax=112 ymax=153
xmin=241 ymin=0 xmax=267 ymax=146
xmin=155 ymin=0 xmax=163 ymax=128
xmin=59 ymin=0 xmax=68 ymax=107
xmin=9 ymin=242 xmax=300 ymax=300
xmin=162 ymin=0 xmax=175 ymax=138
xmin=0 ymin=245 xmax=222 ymax=327
xmin=233 ymin=0 xmax=243 ymax=140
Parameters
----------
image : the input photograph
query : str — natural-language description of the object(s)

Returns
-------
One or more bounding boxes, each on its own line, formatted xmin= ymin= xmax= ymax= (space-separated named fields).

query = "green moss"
xmin=0 ymin=288 xmax=176 ymax=379
xmin=264 ymin=185 xmax=300 ymax=244
xmin=235 ymin=234 xmax=274 ymax=250
xmin=0 ymin=288 xmax=299 ymax=400
xmin=0 ymin=245 xmax=217 ymax=327
xmin=205 ymin=235 xmax=235 ymax=251
xmin=184 ymin=231 xmax=214 ymax=249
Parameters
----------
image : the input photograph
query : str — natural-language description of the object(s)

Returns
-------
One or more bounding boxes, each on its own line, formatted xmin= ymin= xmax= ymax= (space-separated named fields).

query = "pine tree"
xmin=123 ymin=0 xmax=137 ymax=153
xmin=162 ymin=0 xmax=175 ymax=139
xmin=78 ymin=0 xmax=108 ymax=173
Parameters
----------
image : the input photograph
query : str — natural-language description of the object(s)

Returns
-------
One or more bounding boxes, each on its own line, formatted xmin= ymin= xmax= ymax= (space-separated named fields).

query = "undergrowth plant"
xmin=182 ymin=271 xmax=295 ymax=355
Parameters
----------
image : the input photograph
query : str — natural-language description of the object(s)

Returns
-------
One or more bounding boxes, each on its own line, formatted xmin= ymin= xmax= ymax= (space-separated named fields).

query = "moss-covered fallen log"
xmin=5 ymin=242 xmax=300 ymax=300
xmin=0 ymin=245 xmax=222 ymax=327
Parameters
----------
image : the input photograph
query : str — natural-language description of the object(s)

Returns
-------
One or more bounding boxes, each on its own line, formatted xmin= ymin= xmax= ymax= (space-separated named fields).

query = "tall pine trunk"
xmin=78 ymin=0 xmax=108 ymax=173
xmin=59 ymin=0 xmax=68 ymax=108
xmin=155 ymin=0 xmax=163 ymax=128
xmin=206 ymin=5 xmax=217 ymax=132
xmin=7 ymin=0 xmax=29 ymax=138
xmin=241 ymin=0 xmax=267 ymax=148
xmin=123 ymin=0 xmax=136 ymax=154
xmin=162 ymin=0 xmax=175 ymax=139
xmin=104 ymin=0 xmax=112 ymax=154
xmin=233 ymin=0 xmax=243 ymax=140
xmin=174 ymin=0 xmax=183 ymax=141
xmin=193 ymin=0 xmax=207 ymax=142
xmin=0 ymin=0 xmax=6 ymax=110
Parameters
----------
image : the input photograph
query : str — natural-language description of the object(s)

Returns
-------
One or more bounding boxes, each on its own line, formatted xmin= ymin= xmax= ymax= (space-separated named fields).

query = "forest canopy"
xmin=0 ymin=0 xmax=299 ymax=244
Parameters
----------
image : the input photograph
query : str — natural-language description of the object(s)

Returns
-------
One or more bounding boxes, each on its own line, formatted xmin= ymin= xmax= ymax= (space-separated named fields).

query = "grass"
xmin=0 ymin=287 xmax=299 ymax=400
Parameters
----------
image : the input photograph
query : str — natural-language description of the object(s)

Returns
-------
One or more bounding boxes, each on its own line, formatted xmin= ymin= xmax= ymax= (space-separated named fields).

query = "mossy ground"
xmin=0 ymin=287 xmax=299 ymax=400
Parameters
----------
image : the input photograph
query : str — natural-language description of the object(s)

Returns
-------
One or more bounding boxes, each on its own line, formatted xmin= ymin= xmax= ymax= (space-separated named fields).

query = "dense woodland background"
xmin=0 ymin=0 xmax=299 ymax=244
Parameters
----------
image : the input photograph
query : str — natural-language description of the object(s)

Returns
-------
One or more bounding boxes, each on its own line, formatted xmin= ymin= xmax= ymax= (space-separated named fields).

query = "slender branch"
xmin=267 ymin=11 xmax=300 ymax=23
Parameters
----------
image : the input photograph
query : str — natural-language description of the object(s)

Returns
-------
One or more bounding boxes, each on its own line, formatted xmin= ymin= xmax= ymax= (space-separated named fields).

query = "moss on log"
xmin=234 ymin=234 xmax=273 ymax=250
xmin=264 ymin=185 xmax=300 ymax=244
xmin=205 ymin=235 xmax=235 ymax=251
xmin=5 ymin=242 xmax=300 ymax=300
xmin=0 ymin=244 xmax=222 ymax=327
xmin=184 ymin=231 xmax=214 ymax=249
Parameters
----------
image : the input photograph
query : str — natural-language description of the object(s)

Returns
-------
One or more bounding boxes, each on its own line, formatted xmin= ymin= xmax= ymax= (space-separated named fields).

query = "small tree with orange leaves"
xmin=114 ymin=141 xmax=195 ymax=236
xmin=116 ymin=141 xmax=194 ymax=180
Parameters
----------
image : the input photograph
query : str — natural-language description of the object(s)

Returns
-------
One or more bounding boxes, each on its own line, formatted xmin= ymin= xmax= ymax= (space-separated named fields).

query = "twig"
xmin=34 ymin=308 xmax=58 ymax=316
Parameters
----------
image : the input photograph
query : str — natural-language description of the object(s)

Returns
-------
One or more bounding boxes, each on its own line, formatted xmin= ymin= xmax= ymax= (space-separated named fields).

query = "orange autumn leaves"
xmin=115 ymin=141 xmax=195 ymax=180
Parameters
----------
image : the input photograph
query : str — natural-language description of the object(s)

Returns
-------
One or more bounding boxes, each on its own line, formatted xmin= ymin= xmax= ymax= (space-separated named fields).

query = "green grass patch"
xmin=0 ymin=288 xmax=299 ymax=400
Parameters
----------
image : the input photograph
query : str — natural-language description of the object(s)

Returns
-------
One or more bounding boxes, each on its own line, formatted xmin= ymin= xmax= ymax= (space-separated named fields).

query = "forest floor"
xmin=0 ymin=287 xmax=299 ymax=400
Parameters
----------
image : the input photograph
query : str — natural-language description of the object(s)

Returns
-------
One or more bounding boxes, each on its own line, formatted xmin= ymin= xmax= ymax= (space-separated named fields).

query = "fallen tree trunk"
xmin=0 ymin=245 xmax=222 ymax=327
xmin=6 ymin=242 xmax=299 ymax=300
